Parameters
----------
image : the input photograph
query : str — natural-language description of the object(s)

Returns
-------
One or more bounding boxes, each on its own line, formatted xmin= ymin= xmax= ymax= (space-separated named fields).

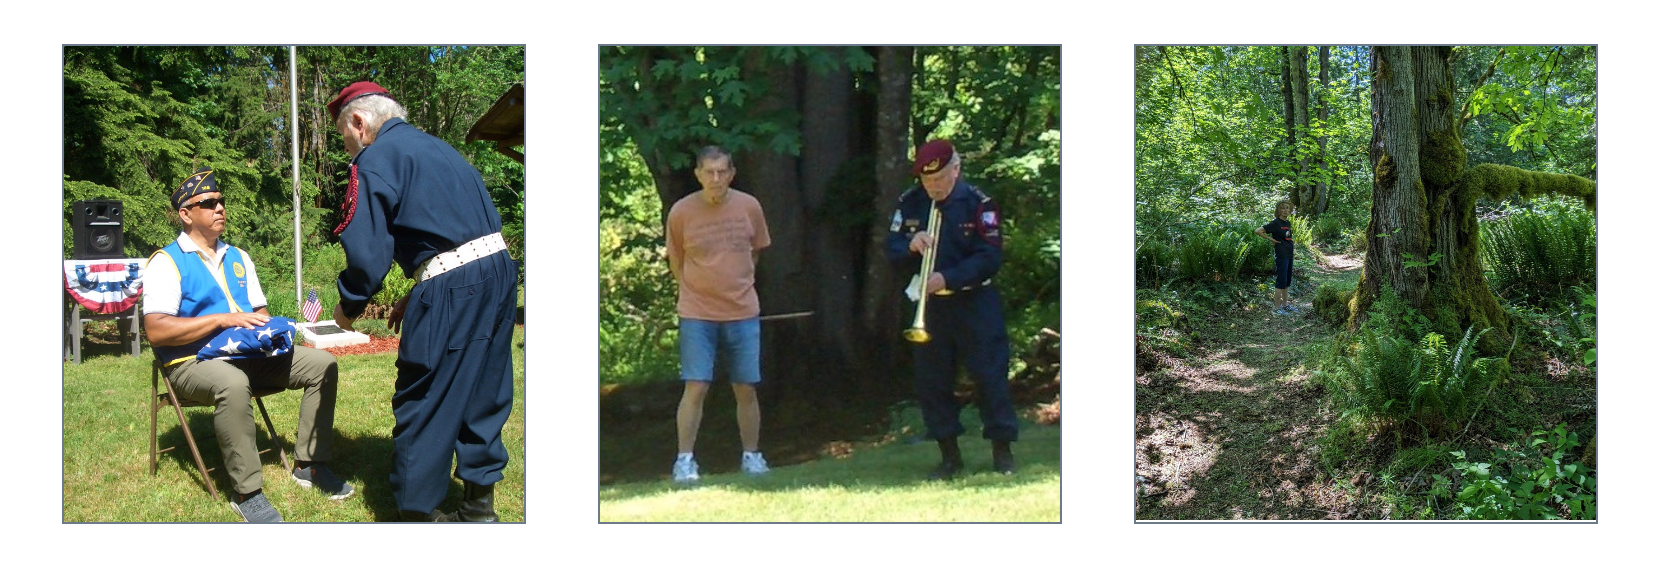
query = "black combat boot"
xmin=438 ymin=480 xmax=499 ymax=522
xmin=927 ymin=437 xmax=965 ymax=481
xmin=992 ymin=440 xmax=1015 ymax=475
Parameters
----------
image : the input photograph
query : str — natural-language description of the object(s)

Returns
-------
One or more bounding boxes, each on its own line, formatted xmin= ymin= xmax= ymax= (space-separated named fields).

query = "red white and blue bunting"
xmin=64 ymin=258 xmax=144 ymax=314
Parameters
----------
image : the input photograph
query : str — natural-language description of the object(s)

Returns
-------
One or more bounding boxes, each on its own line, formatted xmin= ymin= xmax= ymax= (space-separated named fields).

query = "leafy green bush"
xmin=1314 ymin=215 xmax=1343 ymax=245
xmin=1172 ymin=223 xmax=1270 ymax=283
xmin=1289 ymin=215 xmax=1315 ymax=249
xmin=1346 ymin=229 xmax=1368 ymax=255
xmin=1430 ymin=424 xmax=1596 ymax=520
xmin=1321 ymin=294 xmax=1507 ymax=440
xmin=1481 ymin=202 xmax=1595 ymax=298
xmin=1312 ymin=281 xmax=1357 ymax=327
xmin=1135 ymin=239 xmax=1174 ymax=287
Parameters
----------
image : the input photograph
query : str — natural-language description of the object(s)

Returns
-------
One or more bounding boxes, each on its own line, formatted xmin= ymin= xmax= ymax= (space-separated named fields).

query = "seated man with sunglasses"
xmin=142 ymin=167 xmax=354 ymax=522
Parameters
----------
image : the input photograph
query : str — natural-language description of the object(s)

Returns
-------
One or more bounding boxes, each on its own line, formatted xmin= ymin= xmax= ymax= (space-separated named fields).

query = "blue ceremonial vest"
xmin=152 ymin=242 xmax=256 ymax=366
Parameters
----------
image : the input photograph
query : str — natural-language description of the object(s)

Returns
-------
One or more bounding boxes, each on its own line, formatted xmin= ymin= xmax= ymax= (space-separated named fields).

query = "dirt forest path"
xmin=1135 ymin=251 xmax=1368 ymax=520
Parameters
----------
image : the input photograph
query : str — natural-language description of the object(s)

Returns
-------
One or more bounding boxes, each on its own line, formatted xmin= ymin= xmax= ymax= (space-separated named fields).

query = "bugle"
xmin=904 ymin=201 xmax=942 ymax=343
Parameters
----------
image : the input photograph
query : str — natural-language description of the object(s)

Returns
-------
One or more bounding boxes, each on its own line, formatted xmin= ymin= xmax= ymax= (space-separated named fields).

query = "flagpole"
xmin=290 ymin=45 xmax=303 ymax=312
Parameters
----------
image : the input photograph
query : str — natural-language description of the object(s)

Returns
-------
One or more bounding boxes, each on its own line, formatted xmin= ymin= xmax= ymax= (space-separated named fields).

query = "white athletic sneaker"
xmin=672 ymin=456 xmax=700 ymax=484
xmin=741 ymin=452 xmax=770 ymax=475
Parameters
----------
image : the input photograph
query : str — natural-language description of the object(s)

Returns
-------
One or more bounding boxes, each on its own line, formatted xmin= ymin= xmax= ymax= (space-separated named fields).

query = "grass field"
xmin=62 ymin=325 xmax=526 ymax=522
xmin=599 ymin=423 xmax=1060 ymax=522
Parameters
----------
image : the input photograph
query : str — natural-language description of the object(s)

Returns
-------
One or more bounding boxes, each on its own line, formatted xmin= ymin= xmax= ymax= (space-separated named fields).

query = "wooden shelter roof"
xmin=466 ymin=83 xmax=524 ymax=164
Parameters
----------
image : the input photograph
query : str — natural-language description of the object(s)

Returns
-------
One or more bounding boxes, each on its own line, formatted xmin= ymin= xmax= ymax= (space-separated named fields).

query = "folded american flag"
xmin=198 ymin=316 xmax=299 ymax=361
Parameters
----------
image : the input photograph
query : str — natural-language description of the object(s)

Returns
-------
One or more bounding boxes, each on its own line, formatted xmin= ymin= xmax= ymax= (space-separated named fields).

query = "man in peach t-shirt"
xmin=665 ymin=145 xmax=772 ymax=484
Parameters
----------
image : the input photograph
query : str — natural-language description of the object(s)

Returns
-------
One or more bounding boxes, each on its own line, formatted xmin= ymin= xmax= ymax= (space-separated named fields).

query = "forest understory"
xmin=1135 ymin=247 xmax=1597 ymax=520
xmin=1136 ymin=252 xmax=1367 ymax=519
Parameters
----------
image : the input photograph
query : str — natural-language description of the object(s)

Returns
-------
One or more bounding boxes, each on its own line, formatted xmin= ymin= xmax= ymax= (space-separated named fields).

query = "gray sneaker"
xmin=231 ymin=492 xmax=284 ymax=523
xmin=292 ymin=464 xmax=355 ymax=500
xmin=1271 ymin=307 xmax=1289 ymax=316
xmin=1285 ymin=304 xmax=1303 ymax=313
xmin=672 ymin=457 xmax=700 ymax=484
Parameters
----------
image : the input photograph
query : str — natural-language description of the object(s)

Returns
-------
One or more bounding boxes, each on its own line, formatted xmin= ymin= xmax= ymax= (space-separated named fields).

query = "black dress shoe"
xmin=992 ymin=440 xmax=1016 ymax=475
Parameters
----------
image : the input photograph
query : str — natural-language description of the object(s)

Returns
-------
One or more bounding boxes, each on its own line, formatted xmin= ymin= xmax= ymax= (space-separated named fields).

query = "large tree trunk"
xmin=799 ymin=47 xmax=861 ymax=390
xmin=1356 ymin=46 xmax=1431 ymax=323
xmin=1353 ymin=46 xmax=1600 ymax=352
xmin=859 ymin=46 xmax=913 ymax=371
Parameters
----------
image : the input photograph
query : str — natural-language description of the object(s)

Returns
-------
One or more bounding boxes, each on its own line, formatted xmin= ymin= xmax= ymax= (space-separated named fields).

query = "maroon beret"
xmin=327 ymin=81 xmax=392 ymax=121
xmin=912 ymin=139 xmax=955 ymax=176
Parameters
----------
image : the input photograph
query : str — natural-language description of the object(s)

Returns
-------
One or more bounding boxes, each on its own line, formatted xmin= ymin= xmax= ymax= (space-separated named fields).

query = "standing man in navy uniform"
xmin=327 ymin=82 xmax=517 ymax=521
xmin=885 ymin=139 xmax=1018 ymax=480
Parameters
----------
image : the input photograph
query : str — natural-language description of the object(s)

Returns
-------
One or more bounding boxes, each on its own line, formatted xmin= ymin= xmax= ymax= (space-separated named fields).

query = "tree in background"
xmin=1353 ymin=46 xmax=1594 ymax=350
xmin=63 ymin=45 xmax=524 ymax=316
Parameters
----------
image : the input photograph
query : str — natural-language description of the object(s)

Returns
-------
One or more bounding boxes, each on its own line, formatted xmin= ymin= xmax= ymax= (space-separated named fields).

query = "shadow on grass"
xmin=158 ymin=412 xmax=478 ymax=521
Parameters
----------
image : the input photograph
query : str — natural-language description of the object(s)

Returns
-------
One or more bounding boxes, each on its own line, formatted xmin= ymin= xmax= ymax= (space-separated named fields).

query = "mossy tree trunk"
xmin=1283 ymin=46 xmax=1315 ymax=215
xmin=1351 ymin=46 xmax=1595 ymax=352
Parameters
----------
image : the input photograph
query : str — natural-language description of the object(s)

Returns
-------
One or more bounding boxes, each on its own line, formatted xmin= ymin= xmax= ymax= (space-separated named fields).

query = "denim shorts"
xmin=678 ymin=317 xmax=761 ymax=384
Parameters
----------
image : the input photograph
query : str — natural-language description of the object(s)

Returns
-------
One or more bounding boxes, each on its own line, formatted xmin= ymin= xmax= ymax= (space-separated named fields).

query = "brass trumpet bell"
xmin=903 ymin=327 xmax=931 ymax=343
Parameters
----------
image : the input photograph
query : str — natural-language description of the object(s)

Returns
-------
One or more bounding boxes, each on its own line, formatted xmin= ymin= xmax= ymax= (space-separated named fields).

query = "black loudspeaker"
xmin=71 ymin=200 xmax=125 ymax=259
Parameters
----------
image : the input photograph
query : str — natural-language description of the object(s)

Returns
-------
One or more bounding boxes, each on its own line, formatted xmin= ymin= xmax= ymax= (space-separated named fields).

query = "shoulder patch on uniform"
xmin=889 ymin=209 xmax=903 ymax=232
xmin=971 ymin=186 xmax=993 ymax=204
xmin=899 ymin=186 xmax=922 ymax=202
xmin=332 ymin=163 xmax=359 ymax=236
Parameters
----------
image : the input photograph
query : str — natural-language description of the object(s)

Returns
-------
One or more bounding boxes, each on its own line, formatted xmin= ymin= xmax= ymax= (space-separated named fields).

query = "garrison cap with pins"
xmin=327 ymin=81 xmax=392 ymax=121
xmin=912 ymin=139 xmax=955 ymax=176
xmin=172 ymin=166 xmax=219 ymax=210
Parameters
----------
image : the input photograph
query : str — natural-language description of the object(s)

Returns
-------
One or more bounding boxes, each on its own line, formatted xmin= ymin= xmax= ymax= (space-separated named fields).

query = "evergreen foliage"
xmin=63 ymin=46 xmax=524 ymax=314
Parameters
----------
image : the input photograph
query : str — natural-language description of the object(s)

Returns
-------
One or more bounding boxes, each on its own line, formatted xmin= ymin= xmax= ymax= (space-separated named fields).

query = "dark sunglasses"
xmin=183 ymin=196 xmax=227 ymax=211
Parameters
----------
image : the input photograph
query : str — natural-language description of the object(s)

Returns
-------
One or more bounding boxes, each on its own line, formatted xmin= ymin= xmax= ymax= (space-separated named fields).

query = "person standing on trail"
xmin=884 ymin=139 xmax=1019 ymax=480
xmin=1256 ymin=199 xmax=1299 ymax=315
xmin=327 ymin=81 xmax=516 ymax=521
xmin=665 ymin=145 xmax=773 ymax=484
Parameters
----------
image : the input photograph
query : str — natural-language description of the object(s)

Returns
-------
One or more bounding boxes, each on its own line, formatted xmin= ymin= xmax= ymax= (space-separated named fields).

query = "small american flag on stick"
xmin=302 ymin=288 xmax=322 ymax=323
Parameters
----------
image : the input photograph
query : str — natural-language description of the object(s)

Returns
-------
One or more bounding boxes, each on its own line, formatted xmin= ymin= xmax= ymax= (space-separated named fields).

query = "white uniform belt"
xmin=413 ymin=232 xmax=507 ymax=282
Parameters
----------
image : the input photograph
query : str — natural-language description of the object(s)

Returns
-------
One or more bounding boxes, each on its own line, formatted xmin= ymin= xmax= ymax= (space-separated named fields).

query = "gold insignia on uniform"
xmin=233 ymin=262 xmax=245 ymax=278
xmin=924 ymin=158 xmax=940 ymax=173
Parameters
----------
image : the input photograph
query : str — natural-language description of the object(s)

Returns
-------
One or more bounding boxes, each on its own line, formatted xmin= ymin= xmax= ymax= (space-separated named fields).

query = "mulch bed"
xmin=313 ymin=336 xmax=400 ymax=356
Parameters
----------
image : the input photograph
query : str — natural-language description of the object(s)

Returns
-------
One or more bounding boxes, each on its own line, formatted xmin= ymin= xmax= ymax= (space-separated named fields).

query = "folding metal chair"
xmin=149 ymin=359 xmax=292 ymax=500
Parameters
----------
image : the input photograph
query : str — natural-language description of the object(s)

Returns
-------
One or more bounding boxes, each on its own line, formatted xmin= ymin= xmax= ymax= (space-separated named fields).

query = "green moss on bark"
xmin=1461 ymin=163 xmax=1596 ymax=211
xmin=1421 ymin=129 xmax=1466 ymax=189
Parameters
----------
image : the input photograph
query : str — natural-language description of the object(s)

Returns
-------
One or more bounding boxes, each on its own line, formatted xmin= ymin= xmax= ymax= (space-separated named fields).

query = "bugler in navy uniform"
xmin=885 ymin=139 xmax=1018 ymax=480
xmin=327 ymin=81 xmax=518 ymax=522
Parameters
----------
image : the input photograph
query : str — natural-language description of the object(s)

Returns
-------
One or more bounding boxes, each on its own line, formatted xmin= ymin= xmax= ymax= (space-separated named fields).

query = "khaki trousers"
xmin=165 ymin=346 xmax=339 ymax=496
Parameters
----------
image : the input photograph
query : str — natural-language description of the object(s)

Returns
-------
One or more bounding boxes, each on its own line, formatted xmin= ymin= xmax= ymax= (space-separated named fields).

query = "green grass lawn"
xmin=599 ymin=424 xmax=1060 ymax=522
xmin=62 ymin=325 xmax=526 ymax=522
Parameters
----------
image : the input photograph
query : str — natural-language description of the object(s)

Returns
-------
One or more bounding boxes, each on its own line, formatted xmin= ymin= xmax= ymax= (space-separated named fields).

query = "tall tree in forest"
xmin=1353 ymin=46 xmax=1594 ymax=350
xmin=1282 ymin=47 xmax=1313 ymax=213
xmin=1314 ymin=46 xmax=1331 ymax=214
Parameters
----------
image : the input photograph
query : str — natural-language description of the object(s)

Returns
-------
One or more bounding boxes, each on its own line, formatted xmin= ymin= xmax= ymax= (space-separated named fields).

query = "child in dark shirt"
xmin=1255 ymin=200 xmax=1298 ymax=315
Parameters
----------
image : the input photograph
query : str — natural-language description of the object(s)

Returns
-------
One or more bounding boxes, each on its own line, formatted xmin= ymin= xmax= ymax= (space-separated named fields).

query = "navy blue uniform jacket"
xmin=884 ymin=179 xmax=1003 ymax=289
xmin=335 ymin=118 xmax=504 ymax=318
